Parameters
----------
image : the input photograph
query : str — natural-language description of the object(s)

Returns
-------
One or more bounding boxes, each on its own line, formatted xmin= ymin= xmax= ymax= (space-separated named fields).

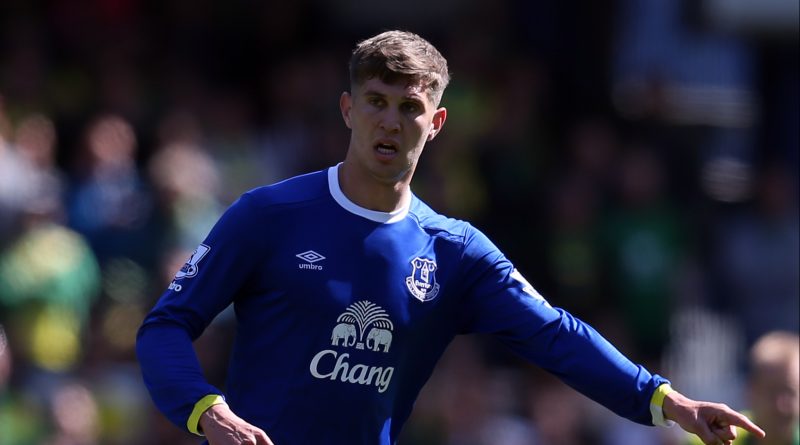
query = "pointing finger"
xmin=254 ymin=429 xmax=274 ymax=445
xmin=723 ymin=410 xmax=766 ymax=438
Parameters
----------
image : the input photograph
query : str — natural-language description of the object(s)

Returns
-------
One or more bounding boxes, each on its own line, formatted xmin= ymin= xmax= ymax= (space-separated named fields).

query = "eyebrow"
xmin=363 ymin=89 xmax=424 ymax=103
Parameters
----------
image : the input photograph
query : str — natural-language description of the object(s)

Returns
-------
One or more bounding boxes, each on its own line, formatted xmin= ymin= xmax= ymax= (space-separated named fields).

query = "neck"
xmin=338 ymin=161 xmax=411 ymax=213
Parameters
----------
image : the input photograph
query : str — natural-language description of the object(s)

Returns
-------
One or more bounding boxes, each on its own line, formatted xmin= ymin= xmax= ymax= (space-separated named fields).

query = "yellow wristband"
xmin=187 ymin=394 xmax=227 ymax=435
xmin=650 ymin=384 xmax=675 ymax=427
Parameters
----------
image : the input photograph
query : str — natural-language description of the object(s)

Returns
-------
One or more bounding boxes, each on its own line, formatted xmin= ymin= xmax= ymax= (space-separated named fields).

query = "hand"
xmin=663 ymin=390 xmax=766 ymax=445
xmin=199 ymin=403 xmax=274 ymax=445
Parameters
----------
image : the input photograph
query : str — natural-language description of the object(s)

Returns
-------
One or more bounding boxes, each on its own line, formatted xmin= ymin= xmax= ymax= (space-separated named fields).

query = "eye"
xmin=367 ymin=97 xmax=385 ymax=107
xmin=401 ymin=102 xmax=421 ymax=113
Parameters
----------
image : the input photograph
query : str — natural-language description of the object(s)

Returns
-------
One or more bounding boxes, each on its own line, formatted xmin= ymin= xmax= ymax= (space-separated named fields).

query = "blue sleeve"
xmin=136 ymin=192 xmax=263 ymax=431
xmin=458 ymin=227 xmax=668 ymax=426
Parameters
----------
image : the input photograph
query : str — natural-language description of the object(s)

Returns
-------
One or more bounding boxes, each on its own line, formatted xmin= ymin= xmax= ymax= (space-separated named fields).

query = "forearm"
xmin=662 ymin=389 xmax=691 ymax=422
xmin=136 ymin=322 xmax=224 ymax=431
xmin=518 ymin=309 xmax=670 ymax=425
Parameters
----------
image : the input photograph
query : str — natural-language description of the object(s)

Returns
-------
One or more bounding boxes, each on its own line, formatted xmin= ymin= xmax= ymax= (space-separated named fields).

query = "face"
xmin=340 ymin=77 xmax=446 ymax=187
xmin=749 ymin=359 xmax=800 ymax=438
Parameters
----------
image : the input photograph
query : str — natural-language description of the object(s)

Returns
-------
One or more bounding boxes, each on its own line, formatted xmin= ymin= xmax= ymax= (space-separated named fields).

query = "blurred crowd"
xmin=0 ymin=1 xmax=797 ymax=444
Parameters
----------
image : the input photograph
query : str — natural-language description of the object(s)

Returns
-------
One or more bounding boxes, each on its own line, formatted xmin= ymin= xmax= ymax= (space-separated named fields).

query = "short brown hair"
xmin=349 ymin=30 xmax=450 ymax=105
xmin=749 ymin=330 xmax=800 ymax=377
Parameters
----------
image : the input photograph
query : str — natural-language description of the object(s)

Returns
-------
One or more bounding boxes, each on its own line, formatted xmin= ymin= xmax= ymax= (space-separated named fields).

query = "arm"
xmin=662 ymin=387 xmax=765 ymax=445
xmin=458 ymin=227 xmax=766 ymax=438
xmin=137 ymin=193 xmax=269 ymax=437
xmin=137 ymin=325 xmax=274 ymax=444
xmin=458 ymin=228 xmax=667 ymax=425
xmin=136 ymin=323 xmax=226 ymax=431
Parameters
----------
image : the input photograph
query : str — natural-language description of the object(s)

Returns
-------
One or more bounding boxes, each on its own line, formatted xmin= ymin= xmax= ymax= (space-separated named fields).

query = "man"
xmin=137 ymin=30 xmax=765 ymax=445
xmin=745 ymin=331 xmax=799 ymax=445
xmin=688 ymin=331 xmax=799 ymax=445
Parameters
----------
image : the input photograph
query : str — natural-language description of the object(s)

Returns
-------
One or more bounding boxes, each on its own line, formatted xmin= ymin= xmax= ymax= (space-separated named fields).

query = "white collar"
xmin=327 ymin=163 xmax=410 ymax=224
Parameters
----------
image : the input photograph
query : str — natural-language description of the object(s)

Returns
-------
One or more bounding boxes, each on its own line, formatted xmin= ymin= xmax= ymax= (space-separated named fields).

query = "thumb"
xmin=694 ymin=423 xmax=722 ymax=445
xmin=711 ymin=423 xmax=737 ymax=442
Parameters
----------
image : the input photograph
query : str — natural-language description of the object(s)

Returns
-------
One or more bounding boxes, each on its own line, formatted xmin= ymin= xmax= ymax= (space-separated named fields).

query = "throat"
xmin=337 ymin=163 xmax=411 ymax=213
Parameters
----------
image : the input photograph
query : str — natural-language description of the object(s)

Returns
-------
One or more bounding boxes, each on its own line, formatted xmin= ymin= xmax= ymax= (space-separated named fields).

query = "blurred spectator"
xmin=0 ymin=324 xmax=48 ymax=444
xmin=0 ymin=102 xmax=39 ymax=247
xmin=599 ymin=146 xmax=690 ymax=362
xmin=661 ymin=306 xmax=747 ymax=424
xmin=469 ymin=56 xmax=549 ymax=276
xmin=538 ymin=117 xmax=620 ymax=321
xmin=85 ymin=363 xmax=154 ymax=445
xmin=526 ymin=372 xmax=597 ymax=445
xmin=685 ymin=331 xmax=800 ymax=445
xmin=0 ymin=166 xmax=100 ymax=373
xmin=13 ymin=113 xmax=63 ymax=189
xmin=711 ymin=161 xmax=800 ymax=347
xmin=0 ymin=138 xmax=32 ymax=243
xmin=744 ymin=331 xmax=800 ymax=445
xmin=44 ymin=380 xmax=100 ymax=445
xmin=565 ymin=118 xmax=619 ymax=194
xmin=201 ymin=91 xmax=263 ymax=204
xmin=542 ymin=172 xmax=603 ymax=320
xmin=12 ymin=113 xmax=69 ymax=223
xmin=399 ymin=337 xmax=537 ymax=445
xmin=147 ymin=139 xmax=224 ymax=251
xmin=67 ymin=113 xmax=159 ymax=270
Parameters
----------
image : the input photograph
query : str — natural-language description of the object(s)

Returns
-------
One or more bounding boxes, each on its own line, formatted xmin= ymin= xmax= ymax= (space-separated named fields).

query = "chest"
xmin=242 ymin=216 xmax=462 ymax=339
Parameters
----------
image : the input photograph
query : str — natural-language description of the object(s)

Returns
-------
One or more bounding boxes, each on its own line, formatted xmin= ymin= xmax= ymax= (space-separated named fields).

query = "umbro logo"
xmin=296 ymin=250 xmax=325 ymax=270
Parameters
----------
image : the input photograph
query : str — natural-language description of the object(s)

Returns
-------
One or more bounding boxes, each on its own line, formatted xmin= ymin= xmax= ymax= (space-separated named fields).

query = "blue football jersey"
xmin=137 ymin=165 xmax=668 ymax=444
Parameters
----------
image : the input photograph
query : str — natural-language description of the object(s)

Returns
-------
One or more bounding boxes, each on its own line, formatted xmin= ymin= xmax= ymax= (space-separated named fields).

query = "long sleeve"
xmin=136 ymin=192 xmax=264 ymax=431
xmin=458 ymin=226 xmax=669 ymax=425
xmin=136 ymin=323 xmax=224 ymax=430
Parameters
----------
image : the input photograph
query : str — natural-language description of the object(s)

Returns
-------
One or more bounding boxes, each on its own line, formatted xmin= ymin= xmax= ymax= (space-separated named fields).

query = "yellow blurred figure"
xmin=0 ymin=223 xmax=100 ymax=371
xmin=688 ymin=331 xmax=799 ymax=445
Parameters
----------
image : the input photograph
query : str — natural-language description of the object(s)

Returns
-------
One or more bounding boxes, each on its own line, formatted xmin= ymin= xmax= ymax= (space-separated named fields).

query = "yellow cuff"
xmin=650 ymin=384 xmax=676 ymax=427
xmin=187 ymin=394 xmax=227 ymax=435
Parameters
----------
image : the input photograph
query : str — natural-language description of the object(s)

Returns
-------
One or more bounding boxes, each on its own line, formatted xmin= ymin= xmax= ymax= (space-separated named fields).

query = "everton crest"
xmin=405 ymin=257 xmax=440 ymax=302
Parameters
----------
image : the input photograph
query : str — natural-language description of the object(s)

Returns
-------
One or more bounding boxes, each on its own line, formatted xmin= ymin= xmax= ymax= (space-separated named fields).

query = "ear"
xmin=427 ymin=107 xmax=447 ymax=141
xmin=340 ymin=92 xmax=353 ymax=129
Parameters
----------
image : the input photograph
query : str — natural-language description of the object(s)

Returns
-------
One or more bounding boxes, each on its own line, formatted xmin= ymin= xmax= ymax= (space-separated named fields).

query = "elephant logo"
xmin=405 ymin=257 xmax=440 ymax=302
xmin=366 ymin=328 xmax=392 ymax=352
xmin=331 ymin=323 xmax=357 ymax=347
xmin=330 ymin=301 xmax=394 ymax=353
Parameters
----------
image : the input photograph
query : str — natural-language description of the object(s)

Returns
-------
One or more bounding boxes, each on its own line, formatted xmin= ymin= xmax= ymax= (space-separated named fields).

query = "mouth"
xmin=374 ymin=141 xmax=398 ymax=161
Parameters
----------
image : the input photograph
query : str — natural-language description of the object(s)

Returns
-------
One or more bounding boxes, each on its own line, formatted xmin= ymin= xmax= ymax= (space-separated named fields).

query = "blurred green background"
xmin=0 ymin=1 xmax=797 ymax=444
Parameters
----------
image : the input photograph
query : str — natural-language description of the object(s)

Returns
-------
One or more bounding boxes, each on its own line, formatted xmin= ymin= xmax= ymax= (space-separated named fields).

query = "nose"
xmin=775 ymin=392 xmax=798 ymax=416
xmin=379 ymin=109 xmax=401 ymax=133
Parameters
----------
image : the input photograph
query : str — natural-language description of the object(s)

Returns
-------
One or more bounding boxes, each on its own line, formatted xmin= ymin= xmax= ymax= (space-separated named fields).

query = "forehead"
xmin=356 ymin=78 xmax=430 ymax=101
xmin=753 ymin=360 xmax=800 ymax=387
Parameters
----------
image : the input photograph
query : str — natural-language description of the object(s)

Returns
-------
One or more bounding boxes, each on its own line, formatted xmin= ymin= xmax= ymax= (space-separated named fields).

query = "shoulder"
xmin=239 ymin=168 xmax=330 ymax=212
xmin=409 ymin=197 xmax=500 ymax=255
xmin=409 ymin=197 xmax=469 ymax=240
xmin=212 ymin=169 xmax=330 ymax=233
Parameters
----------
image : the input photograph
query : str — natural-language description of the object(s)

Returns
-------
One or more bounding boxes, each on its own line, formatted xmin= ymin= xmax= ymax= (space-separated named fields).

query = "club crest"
xmin=405 ymin=257 xmax=440 ymax=302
